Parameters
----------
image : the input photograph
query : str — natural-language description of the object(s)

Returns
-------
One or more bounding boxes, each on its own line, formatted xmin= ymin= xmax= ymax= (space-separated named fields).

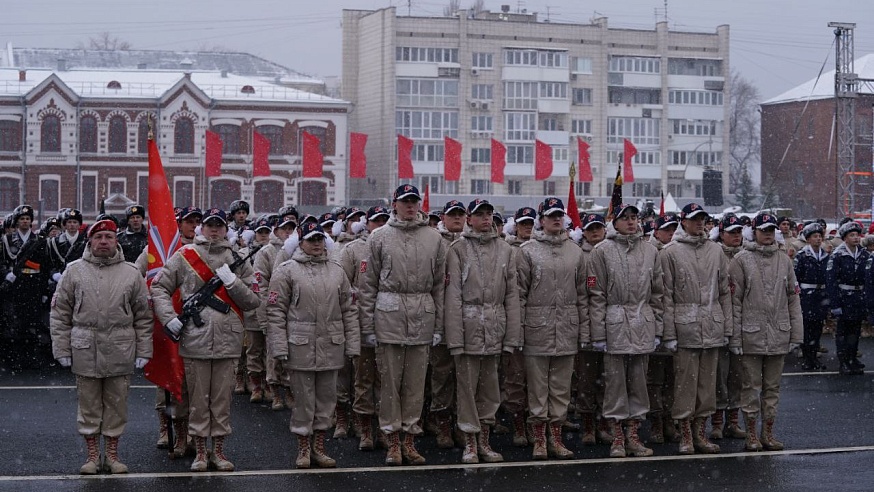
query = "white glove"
xmin=432 ymin=333 xmax=443 ymax=346
xmin=503 ymin=345 xmax=516 ymax=353
xmin=664 ymin=340 xmax=678 ymax=352
xmin=363 ymin=334 xmax=377 ymax=347
xmin=5 ymin=272 xmax=15 ymax=283
xmin=216 ymin=264 xmax=236 ymax=286
xmin=730 ymin=346 xmax=743 ymax=356
xmin=57 ymin=357 xmax=72 ymax=367
xmin=276 ymin=355 xmax=288 ymax=361
xmin=569 ymin=227 xmax=583 ymax=244
xmin=332 ymin=220 xmax=344 ymax=237
xmin=788 ymin=343 xmax=801 ymax=352
xmin=325 ymin=235 xmax=336 ymax=252
xmin=723 ymin=337 xmax=730 ymax=347
xmin=226 ymin=230 xmax=239 ymax=245
xmin=166 ymin=317 xmax=184 ymax=337
xmin=580 ymin=342 xmax=589 ymax=350
xmin=52 ymin=272 xmax=62 ymax=283
xmin=831 ymin=308 xmax=843 ymax=317
xmin=592 ymin=341 xmax=607 ymax=352
xmin=654 ymin=336 xmax=662 ymax=350
xmin=241 ymin=230 xmax=255 ymax=245
xmin=135 ymin=358 xmax=150 ymax=369
xmin=351 ymin=218 xmax=367 ymax=235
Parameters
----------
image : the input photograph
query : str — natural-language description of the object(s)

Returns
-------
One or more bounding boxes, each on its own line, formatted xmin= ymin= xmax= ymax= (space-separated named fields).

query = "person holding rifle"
xmin=151 ymin=208 xmax=261 ymax=472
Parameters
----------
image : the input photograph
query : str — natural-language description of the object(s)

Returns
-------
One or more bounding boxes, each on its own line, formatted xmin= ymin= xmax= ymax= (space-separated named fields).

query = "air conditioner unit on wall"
xmin=471 ymin=68 xmax=479 ymax=76
xmin=470 ymin=101 xmax=479 ymax=109
xmin=571 ymin=73 xmax=578 ymax=81
xmin=481 ymin=102 xmax=489 ymax=110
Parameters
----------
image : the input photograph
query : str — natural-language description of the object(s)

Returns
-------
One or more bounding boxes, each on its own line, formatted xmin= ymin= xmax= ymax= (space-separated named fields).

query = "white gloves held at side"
xmin=5 ymin=272 xmax=15 ymax=283
xmin=166 ymin=317 xmax=184 ymax=337
xmin=216 ymin=264 xmax=236 ymax=286
xmin=363 ymin=334 xmax=378 ymax=347
xmin=52 ymin=273 xmax=63 ymax=283
xmin=57 ymin=357 xmax=72 ymax=367
xmin=135 ymin=358 xmax=150 ymax=369
xmin=432 ymin=333 xmax=443 ymax=346
xmin=592 ymin=341 xmax=607 ymax=352
xmin=663 ymin=340 xmax=678 ymax=352
xmin=730 ymin=347 xmax=743 ymax=356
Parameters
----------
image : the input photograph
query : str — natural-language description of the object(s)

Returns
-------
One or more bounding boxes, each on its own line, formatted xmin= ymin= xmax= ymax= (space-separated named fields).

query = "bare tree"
xmin=195 ymin=43 xmax=232 ymax=53
xmin=470 ymin=0 xmax=486 ymax=17
xmin=443 ymin=0 xmax=461 ymax=16
xmin=80 ymin=32 xmax=132 ymax=51
xmin=728 ymin=70 xmax=761 ymax=195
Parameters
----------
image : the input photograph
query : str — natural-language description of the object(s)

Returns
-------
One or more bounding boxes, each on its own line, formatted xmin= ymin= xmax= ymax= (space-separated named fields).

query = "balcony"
xmin=502 ymin=66 xmax=568 ymax=83
xmin=537 ymin=99 xmax=570 ymax=114
xmin=535 ymin=130 xmax=569 ymax=146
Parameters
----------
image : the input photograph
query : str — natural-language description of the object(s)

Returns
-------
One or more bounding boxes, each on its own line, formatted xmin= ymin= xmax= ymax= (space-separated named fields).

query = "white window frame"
xmin=80 ymin=171 xmax=98 ymax=214
xmin=471 ymin=84 xmax=494 ymax=101
xmin=173 ymin=176 xmax=196 ymax=208
xmin=503 ymin=81 xmax=537 ymax=110
xmin=39 ymin=174 xmax=61 ymax=212
xmin=472 ymin=52 xmax=493 ymax=69
xmin=504 ymin=113 xmax=536 ymax=142
xmin=108 ymin=177 xmax=127 ymax=197
xmin=396 ymin=111 xmax=459 ymax=139
xmin=572 ymin=57 xmax=593 ymax=74
xmin=571 ymin=119 xmax=592 ymax=135
xmin=539 ymin=82 xmax=568 ymax=99
xmin=471 ymin=116 xmax=493 ymax=132
xmin=572 ymin=88 xmax=593 ymax=106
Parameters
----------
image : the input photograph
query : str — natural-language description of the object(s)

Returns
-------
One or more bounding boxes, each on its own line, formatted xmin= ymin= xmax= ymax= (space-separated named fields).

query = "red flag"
xmin=253 ymin=131 xmax=271 ymax=177
xmin=444 ymin=136 xmax=462 ymax=181
xmin=349 ymin=132 xmax=367 ymax=178
xmin=659 ymin=190 xmax=665 ymax=218
xmin=302 ymin=131 xmax=324 ymax=178
xmin=568 ymin=164 xmax=582 ymax=230
xmin=205 ymin=130 xmax=223 ymax=177
xmin=398 ymin=134 xmax=414 ymax=179
xmin=623 ymin=138 xmax=637 ymax=183
xmin=423 ymin=183 xmax=430 ymax=212
xmin=144 ymin=138 xmax=185 ymax=402
xmin=535 ymin=139 xmax=553 ymax=180
xmin=490 ymin=138 xmax=506 ymax=184
xmin=577 ymin=137 xmax=592 ymax=182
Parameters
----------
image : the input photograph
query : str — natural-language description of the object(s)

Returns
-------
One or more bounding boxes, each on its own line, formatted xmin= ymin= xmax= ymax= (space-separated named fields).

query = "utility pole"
xmin=830 ymin=22 xmax=857 ymax=219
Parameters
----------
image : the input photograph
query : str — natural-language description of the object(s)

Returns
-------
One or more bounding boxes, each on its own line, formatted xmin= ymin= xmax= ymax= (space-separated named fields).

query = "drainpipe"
xmin=75 ymin=99 xmax=81 ymax=212
xmin=19 ymin=95 xmax=26 ymax=204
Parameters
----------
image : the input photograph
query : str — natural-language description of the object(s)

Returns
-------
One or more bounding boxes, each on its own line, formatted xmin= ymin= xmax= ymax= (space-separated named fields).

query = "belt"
xmin=799 ymin=283 xmax=825 ymax=290
xmin=21 ymin=268 xmax=40 ymax=275
xmin=838 ymin=284 xmax=864 ymax=291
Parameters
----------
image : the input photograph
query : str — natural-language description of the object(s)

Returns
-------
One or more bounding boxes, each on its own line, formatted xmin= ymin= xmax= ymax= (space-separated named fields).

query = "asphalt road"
xmin=2 ymin=333 xmax=874 ymax=492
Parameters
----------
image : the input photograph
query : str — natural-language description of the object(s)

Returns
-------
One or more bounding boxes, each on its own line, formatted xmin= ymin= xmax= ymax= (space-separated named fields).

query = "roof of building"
xmin=2 ymin=46 xmax=323 ymax=86
xmin=762 ymin=53 xmax=874 ymax=105
xmin=0 ymin=67 xmax=347 ymax=104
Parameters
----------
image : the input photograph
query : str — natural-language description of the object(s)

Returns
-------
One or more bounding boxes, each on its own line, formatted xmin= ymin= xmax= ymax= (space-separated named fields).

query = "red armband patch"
xmin=729 ymin=280 xmax=736 ymax=295
xmin=359 ymin=260 xmax=367 ymax=273
xmin=445 ymin=273 xmax=450 ymax=286
xmin=793 ymin=281 xmax=800 ymax=295
xmin=267 ymin=291 xmax=279 ymax=304
xmin=586 ymin=276 xmax=596 ymax=288
xmin=252 ymin=282 xmax=260 ymax=293
xmin=254 ymin=271 xmax=262 ymax=283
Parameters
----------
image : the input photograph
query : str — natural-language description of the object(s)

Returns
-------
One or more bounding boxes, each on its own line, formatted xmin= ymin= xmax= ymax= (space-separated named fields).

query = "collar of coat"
xmin=194 ymin=235 xmax=232 ymax=254
xmin=269 ymin=232 xmax=285 ymax=247
xmin=832 ymin=242 xmax=863 ymax=259
xmin=720 ymin=243 xmax=742 ymax=256
xmin=461 ymin=224 xmax=498 ymax=244
xmin=669 ymin=224 xmax=709 ymax=247
xmin=532 ymin=229 xmax=568 ymax=245
xmin=743 ymin=241 xmax=780 ymax=256
xmin=292 ymin=248 xmax=329 ymax=264
xmin=387 ymin=212 xmax=428 ymax=230
xmin=82 ymin=244 xmax=125 ymax=266
xmin=605 ymin=222 xmax=643 ymax=246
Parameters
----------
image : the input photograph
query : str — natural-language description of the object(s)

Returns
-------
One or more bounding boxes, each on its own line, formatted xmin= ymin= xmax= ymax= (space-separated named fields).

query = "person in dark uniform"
xmin=826 ymin=221 xmax=869 ymax=376
xmin=228 ymin=200 xmax=251 ymax=234
xmin=48 ymin=209 xmax=88 ymax=276
xmin=118 ymin=204 xmax=148 ymax=263
xmin=794 ymin=222 xmax=831 ymax=371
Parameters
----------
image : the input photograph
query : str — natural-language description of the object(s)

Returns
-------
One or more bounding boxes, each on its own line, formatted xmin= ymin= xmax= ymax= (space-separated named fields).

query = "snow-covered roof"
xmin=0 ymin=68 xmax=347 ymax=104
xmin=762 ymin=53 xmax=874 ymax=105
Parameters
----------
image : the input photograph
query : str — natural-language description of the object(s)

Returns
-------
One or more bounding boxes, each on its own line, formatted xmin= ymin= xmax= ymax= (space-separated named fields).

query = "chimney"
xmin=57 ymin=58 xmax=67 ymax=72
xmin=18 ymin=70 xmax=26 ymax=82
xmin=137 ymin=63 xmax=147 ymax=70
xmin=221 ymin=69 xmax=228 ymax=78
xmin=180 ymin=58 xmax=194 ymax=71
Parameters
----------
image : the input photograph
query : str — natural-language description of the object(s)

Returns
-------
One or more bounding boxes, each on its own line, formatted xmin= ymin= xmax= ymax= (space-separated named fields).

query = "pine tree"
xmin=734 ymin=164 xmax=757 ymax=212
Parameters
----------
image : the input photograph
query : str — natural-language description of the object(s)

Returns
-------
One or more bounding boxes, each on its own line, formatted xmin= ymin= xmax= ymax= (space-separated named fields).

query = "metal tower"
xmin=830 ymin=22 xmax=857 ymax=218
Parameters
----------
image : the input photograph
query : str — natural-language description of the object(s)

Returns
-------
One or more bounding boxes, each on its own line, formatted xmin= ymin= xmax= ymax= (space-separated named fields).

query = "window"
xmin=609 ymin=150 xmax=661 ymax=165
xmin=668 ymin=151 xmax=719 ymax=167
xmin=609 ymin=56 xmax=661 ymax=74
xmin=299 ymin=126 xmax=328 ymax=155
xmin=575 ymin=181 xmax=591 ymax=197
xmin=138 ymin=173 xmax=148 ymax=205
xmin=174 ymin=178 xmax=195 ymax=207
xmin=109 ymin=178 xmax=126 ymax=196
xmin=542 ymin=181 xmax=556 ymax=195
xmin=41 ymin=115 xmax=61 ymax=152
xmin=507 ymin=179 xmax=523 ymax=195
xmin=254 ymin=179 xmax=284 ymax=213
xmin=40 ymin=177 xmax=60 ymax=212
xmin=395 ymin=47 xmax=458 ymax=63
xmin=470 ymin=179 xmax=491 ymax=194
xmin=470 ymin=148 xmax=491 ymax=163
xmin=572 ymin=57 xmax=593 ymax=74
xmin=609 ymin=88 xmax=661 ymax=105
xmin=108 ymin=115 xmax=127 ymax=153
xmin=214 ymin=124 xmax=240 ymax=155
xmin=670 ymin=119 xmax=718 ymax=136
xmin=410 ymin=143 xmax=444 ymax=162
xmin=396 ymin=111 xmax=458 ymax=139
xmin=81 ymin=173 xmax=97 ymax=214
xmin=667 ymin=58 xmax=723 ymax=76
xmin=419 ymin=175 xmax=457 ymax=195
xmin=539 ymin=82 xmax=568 ymax=99
xmin=397 ymin=79 xmax=459 ymax=108
xmin=571 ymin=119 xmax=592 ymax=135
xmin=0 ymin=120 xmax=21 ymax=152
xmin=137 ymin=118 xmax=151 ymax=153
xmin=572 ymin=88 xmax=593 ymax=106
xmin=504 ymin=113 xmax=536 ymax=141
xmin=472 ymin=52 xmax=493 ymax=69
xmin=258 ymin=125 xmax=284 ymax=155
xmin=471 ymin=84 xmax=493 ymax=100
xmin=471 ymin=116 xmax=493 ymax=132
xmin=174 ymin=117 xmax=195 ymax=154
xmin=504 ymin=49 xmax=538 ymax=66
xmin=541 ymin=118 xmax=558 ymax=131
xmin=607 ymin=117 xmax=660 ymax=145
xmin=552 ymin=147 xmax=569 ymax=162
xmin=539 ymin=52 xmax=568 ymax=68
xmin=503 ymin=81 xmax=537 ymax=110
xmin=78 ymin=116 xmax=98 ymax=153
xmin=0 ymin=177 xmax=19 ymax=210
xmin=507 ymin=145 xmax=534 ymax=164
xmin=668 ymin=90 xmax=724 ymax=106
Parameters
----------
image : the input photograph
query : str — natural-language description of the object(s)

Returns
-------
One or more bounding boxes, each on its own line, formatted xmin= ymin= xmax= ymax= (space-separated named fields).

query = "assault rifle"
xmin=165 ymin=245 xmax=263 ymax=342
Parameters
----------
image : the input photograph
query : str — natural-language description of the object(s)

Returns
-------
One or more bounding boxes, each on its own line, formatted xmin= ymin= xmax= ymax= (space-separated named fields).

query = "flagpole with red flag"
xmin=534 ymin=139 xmax=553 ymax=180
xmin=302 ymin=131 xmax=324 ymax=178
xmin=443 ymin=136 xmax=462 ymax=182
xmin=397 ymin=135 xmax=415 ymax=180
xmin=143 ymin=117 xmax=185 ymax=403
xmin=490 ymin=138 xmax=506 ymax=184
xmin=567 ymin=160 xmax=582 ymax=229
xmin=252 ymin=131 xmax=271 ymax=177
xmin=349 ymin=132 xmax=367 ymax=178
xmin=422 ymin=183 xmax=430 ymax=213
xmin=659 ymin=190 xmax=665 ymax=218
xmin=605 ymin=162 xmax=624 ymax=223
xmin=622 ymin=138 xmax=637 ymax=183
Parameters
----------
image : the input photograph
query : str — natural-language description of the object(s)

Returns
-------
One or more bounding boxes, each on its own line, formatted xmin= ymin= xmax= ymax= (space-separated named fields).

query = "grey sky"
xmin=5 ymin=0 xmax=874 ymax=99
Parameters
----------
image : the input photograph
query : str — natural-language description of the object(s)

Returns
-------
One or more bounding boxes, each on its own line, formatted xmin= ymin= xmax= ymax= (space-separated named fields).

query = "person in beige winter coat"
xmin=358 ymin=184 xmax=447 ymax=466
xmin=50 ymin=220 xmax=152 ymax=475
xmin=729 ymin=212 xmax=803 ymax=452
xmin=660 ymin=204 xmax=732 ymax=455
xmin=517 ymin=197 xmax=588 ymax=461
xmin=445 ymin=199 xmax=522 ymax=464
xmin=587 ymin=204 xmax=664 ymax=459
xmin=266 ymin=221 xmax=360 ymax=468
xmin=151 ymin=208 xmax=261 ymax=472
xmin=239 ymin=217 xmax=271 ymax=404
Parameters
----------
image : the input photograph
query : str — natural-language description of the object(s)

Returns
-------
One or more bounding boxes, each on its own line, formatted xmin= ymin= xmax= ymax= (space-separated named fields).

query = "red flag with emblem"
xmin=623 ymin=138 xmax=636 ymax=183
xmin=144 ymin=138 xmax=185 ymax=402
xmin=568 ymin=162 xmax=582 ymax=230
xmin=535 ymin=139 xmax=553 ymax=180
xmin=490 ymin=138 xmax=506 ymax=184
xmin=398 ymin=135 xmax=414 ymax=179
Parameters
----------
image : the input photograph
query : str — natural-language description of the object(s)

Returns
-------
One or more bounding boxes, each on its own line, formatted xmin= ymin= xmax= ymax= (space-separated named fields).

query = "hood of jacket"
xmin=605 ymin=222 xmax=644 ymax=248
xmin=461 ymin=224 xmax=498 ymax=244
xmin=82 ymin=243 xmax=125 ymax=266
xmin=672 ymin=224 xmax=709 ymax=247
xmin=194 ymin=235 xmax=233 ymax=255
xmin=437 ymin=222 xmax=461 ymax=242
xmin=531 ymin=228 xmax=569 ymax=246
xmin=387 ymin=211 xmax=429 ymax=230
xmin=292 ymin=248 xmax=329 ymax=264
xmin=743 ymin=241 xmax=780 ymax=257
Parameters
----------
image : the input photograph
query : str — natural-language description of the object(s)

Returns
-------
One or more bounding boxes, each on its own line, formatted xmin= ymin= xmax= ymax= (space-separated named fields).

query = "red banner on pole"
xmin=444 ymin=136 xmax=462 ymax=181
xmin=253 ymin=131 xmax=271 ymax=177
xmin=349 ymin=132 xmax=367 ymax=178
xmin=490 ymin=138 xmax=506 ymax=184
xmin=577 ymin=137 xmax=593 ymax=183
xmin=398 ymin=134 xmax=414 ymax=179
xmin=535 ymin=139 xmax=553 ymax=181
xmin=302 ymin=131 xmax=324 ymax=178
xmin=623 ymin=138 xmax=637 ymax=183
xmin=205 ymin=130 xmax=223 ymax=177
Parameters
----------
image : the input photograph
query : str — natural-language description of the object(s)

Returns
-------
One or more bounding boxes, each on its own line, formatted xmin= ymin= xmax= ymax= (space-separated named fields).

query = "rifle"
xmin=165 ymin=244 xmax=263 ymax=342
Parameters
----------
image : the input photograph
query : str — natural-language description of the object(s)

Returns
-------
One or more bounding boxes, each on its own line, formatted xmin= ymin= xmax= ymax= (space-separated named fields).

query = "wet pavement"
xmin=2 ymin=333 xmax=874 ymax=491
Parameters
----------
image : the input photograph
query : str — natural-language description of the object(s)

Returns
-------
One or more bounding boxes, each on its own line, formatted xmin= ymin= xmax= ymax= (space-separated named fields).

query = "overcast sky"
xmin=5 ymin=0 xmax=874 ymax=100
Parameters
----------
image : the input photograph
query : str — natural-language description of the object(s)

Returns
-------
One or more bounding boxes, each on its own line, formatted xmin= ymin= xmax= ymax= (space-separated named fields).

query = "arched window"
xmin=214 ymin=124 xmax=240 ymax=155
xmin=0 ymin=177 xmax=19 ymax=211
xmin=174 ymin=117 xmax=195 ymax=154
xmin=79 ymin=115 xmax=98 ymax=153
xmin=254 ymin=180 xmax=284 ymax=213
xmin=41 ymin=115 xmax=61 ymax=152
xmin=299 ymin=126 xmax=327 ymax=155
xmin=0 ymin=121 xmax=21 ymax=152
xmin=298 ymin=180 xmax=326 ymax=206
xmin=258 ymin=125 xmax=284 ymax=155
xmin=209 ymin=179 xmax=241 ymax=209
xmin=108 ymin=115 xmax=127 ymax=153
xmin=137 ymin=117 xmax=152 ymax=154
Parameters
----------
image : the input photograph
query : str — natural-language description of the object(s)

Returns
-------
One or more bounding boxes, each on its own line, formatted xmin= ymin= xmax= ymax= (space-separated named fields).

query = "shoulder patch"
xmin=267 ymin=291 xmax=279 ymax=304
xmin=359 ymin=260 xmax=367 ymax=273
xmin=586 ymin=276 xmax=596 ymax=288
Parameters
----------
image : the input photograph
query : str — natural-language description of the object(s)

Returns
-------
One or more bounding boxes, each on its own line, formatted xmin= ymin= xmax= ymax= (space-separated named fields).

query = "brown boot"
xmin=531 ymin=422 xmax=548 ymax=460
xmin=358 ymin=414 xmax=375 ymax=451
xmin=209 ymin=436 xmax=234 ymax=471
xmin=744 ymin=413 xmax=762 ymax=451
xmin=624 ymin=419 xmax=653 ymax=457
xmin=478 ymin=424 xmax=503 ymax=463
xmin=547 ymin=422 xmax=574 ymax=459
xmin=580 ymin=413 xmax=596 ymax=445
xmin=512 ymin=412 xmax=529 ymax=447
xmin=760 ymin=417 xmax=784 ymax=451
xmin=262 ymin=375 xmax=274 ymax=401
xmin=435 ymin=411 xmax=454 ymax=449
xmin=248 ymin=373 xmax=263 ymax=403
xmin=692 ymin=417 xmax=720 ymax=454
xmin=647 ymin=413 xmax=664 ymax=444
xmin=270 ymin=384 xmax=284 ymax=411
xmin=233 ymin=372 xmax=247 ymax=395
xmin=156 ymin=411 xmax=169 ymax=449
xmin=294 ymin=434 xmax=311 ymax=469
xmin=664 ymin=417 xmax=680 ymax=443
xmin=725 ymin=409 xmax=747 ymax=439
xmin=401 ymin=432 xmax=426 ymax=465
xmin=80 ymin=435 xmax=100 ymax=475
xmin=609 ymin=420 xmax=626 ymax=458
xmin=527 ymin=422 xmax=536 ymax=446
xmin=312 ymin=430 xmax=337 ymax=468
xmin=172 ymin=418 xmax=189 ymax=459
xmin=461 ymin=432 xmax=479 ymax=464
xmin=103 ymin=436 xmax=128 ymax=474
xmin=678 ymin=419 xmax=694 ymax=455
xmin=384 ymin=431 xmax=402 ymax=465
xmin=597 ymin=417 xmax=614 ymax=444
xmin=190 ymin=436 xmax=208 ymax=472
xmin=710 ymin=410 xmax=725 ymax=440
xmin=333 ymin=404 xmax=349 ymax=439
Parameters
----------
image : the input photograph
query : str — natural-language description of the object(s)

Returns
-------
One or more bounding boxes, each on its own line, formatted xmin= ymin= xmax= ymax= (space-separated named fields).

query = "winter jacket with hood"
xmin=51 ymin=244 xmax=152 ymax=378
xmin=336 ymin=230 xmax=371 ymax=316
xmin=239 ymin=238 xmax=269 ymax=332
xmin=826 ymin=242 xmax=869 ymax=321
xmin=254 ymin=233 xmax=285 ymax=332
